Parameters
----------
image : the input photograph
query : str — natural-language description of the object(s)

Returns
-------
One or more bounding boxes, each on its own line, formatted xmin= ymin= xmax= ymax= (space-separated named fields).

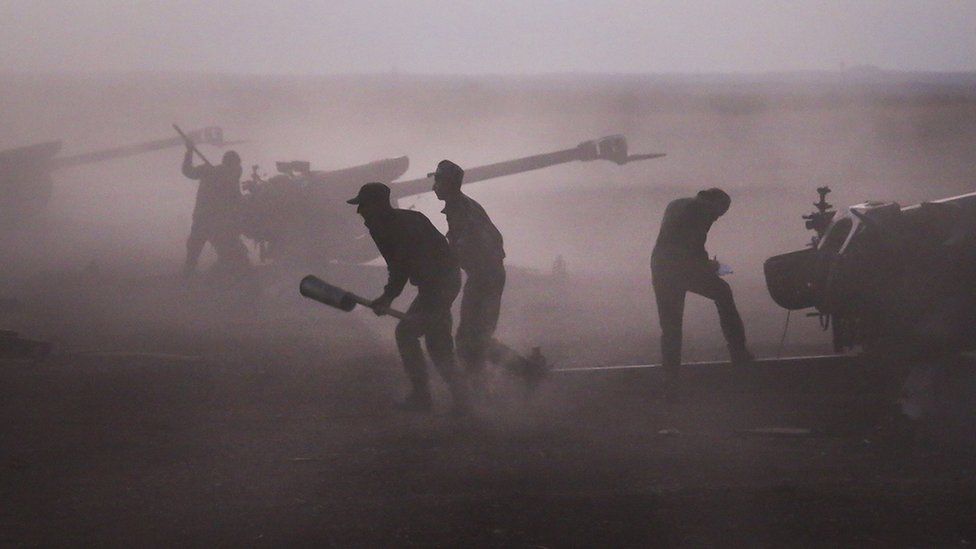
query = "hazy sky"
xmin=2 ymin=0 xmax=975 ymax=74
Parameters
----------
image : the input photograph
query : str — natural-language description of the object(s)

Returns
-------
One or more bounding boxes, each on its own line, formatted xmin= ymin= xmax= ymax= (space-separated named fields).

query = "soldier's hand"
xmin=709 ymin=256 xmax=720 ymax=272
xmin=370 ymin=296 xmax=393 ymax=316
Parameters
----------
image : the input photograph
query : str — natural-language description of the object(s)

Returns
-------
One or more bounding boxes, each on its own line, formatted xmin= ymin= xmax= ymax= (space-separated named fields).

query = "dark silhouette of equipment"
xmin=242 ymin=135 xmax=664 ymax=265
xmin=802 ymin=186 xmax=835 ymax=246
xmin=765 ymin=187 xmax=976 ymax=355
xmin=0 ymin=126 xmax=228 ymax=224
xmin=299 ymin=275 xmax=549 ymax=388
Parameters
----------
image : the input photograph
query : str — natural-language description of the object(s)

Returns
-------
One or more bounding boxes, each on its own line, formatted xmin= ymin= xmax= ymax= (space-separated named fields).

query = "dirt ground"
xmin=2 ymin=270 xmax=975 ymax=547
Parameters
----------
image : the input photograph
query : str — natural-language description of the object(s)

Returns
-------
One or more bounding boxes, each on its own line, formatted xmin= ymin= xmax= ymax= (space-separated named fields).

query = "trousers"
xmin=185 ymin=215 xmax=249 ymax=272
xmin=652 ymin=263 xmax=747 ymax=370
xmin=456 ymin=267 xmax=506 ymax=372
xmin=395 ymin=271 xmax=462 ymax=392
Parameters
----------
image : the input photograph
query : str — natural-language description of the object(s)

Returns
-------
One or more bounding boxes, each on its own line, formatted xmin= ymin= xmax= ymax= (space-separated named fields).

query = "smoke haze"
xmin=4 ymin=6 xmax=976 ymax=545
xmin=2 ymin=70 xmax=975 ymax=366
xmin=3 ymin=1 xmax=976 ymax=74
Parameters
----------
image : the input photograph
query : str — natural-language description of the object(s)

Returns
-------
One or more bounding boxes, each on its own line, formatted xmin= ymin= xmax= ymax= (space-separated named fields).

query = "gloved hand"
xmin=370 ymin=295 xmax=393 ymax=316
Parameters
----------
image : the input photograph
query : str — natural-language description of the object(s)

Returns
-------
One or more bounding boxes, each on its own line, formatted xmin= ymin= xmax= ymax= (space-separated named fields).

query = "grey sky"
xmin=2 ymin=0 xmax=975 ymax=74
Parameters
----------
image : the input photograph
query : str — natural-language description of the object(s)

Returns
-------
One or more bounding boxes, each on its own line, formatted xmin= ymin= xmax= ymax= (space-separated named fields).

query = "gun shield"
xmin=299 ymin=275 xmax=357 ymax=312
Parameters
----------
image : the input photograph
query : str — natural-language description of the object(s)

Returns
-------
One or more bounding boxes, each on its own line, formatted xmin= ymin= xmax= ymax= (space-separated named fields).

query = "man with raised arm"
xmin=181 ymin=145 xmax=249 ymax=276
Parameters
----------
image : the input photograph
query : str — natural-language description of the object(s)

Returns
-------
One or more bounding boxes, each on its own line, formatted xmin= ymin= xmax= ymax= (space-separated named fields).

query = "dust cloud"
xmin=3 ymin=71 xmax=976 ymax=361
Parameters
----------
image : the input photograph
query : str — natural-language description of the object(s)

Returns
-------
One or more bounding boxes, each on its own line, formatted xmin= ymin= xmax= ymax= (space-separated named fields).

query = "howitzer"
xmin=299 ymin=275 xmax=549 ymax=388
xmin=242 ymin=135 xmax=664 ymax=264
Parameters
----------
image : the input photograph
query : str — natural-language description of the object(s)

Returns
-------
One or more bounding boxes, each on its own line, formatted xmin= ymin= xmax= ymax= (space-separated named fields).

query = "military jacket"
xmin=651 ymin=197 xmax=715 ymax=270
xmin=367 ymin=209 xmax=459 ymax=300
xmin=182 ymin=151 xmax=242 ymax=221
xmin=441 ymin=194 xmax=505 ymax=276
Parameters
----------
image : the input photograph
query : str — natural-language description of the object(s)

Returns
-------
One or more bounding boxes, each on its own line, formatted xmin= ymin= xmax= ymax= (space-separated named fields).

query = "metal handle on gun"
xmin=173 ymin=124 xmax=213 ymax=166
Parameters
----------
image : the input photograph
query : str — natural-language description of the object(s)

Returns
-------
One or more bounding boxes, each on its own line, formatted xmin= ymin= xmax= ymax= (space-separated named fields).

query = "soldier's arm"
xmin=689 ymin=201 xmax=715 ymax=265
xmin=445 ymin=203 xmax=474 ymax=254
xmin=181 ymin=149 xmax=205 ymax=180
xmin=381 ymin=268 xmax=408 ymax=301
xmin=473 ymin=207 xmax=504 ymax=258
xmin=374 ymin=237 xmax=408 ymax=301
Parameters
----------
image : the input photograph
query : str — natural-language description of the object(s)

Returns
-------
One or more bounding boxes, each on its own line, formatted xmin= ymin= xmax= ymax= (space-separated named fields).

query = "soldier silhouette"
xmin=349 ymin=182 xmax=470 ymax=414
xmin=181 ymin=145 xmax=249 ymax=277
xmin=430 ymin=160 xmax=507 ymax=388
xmin=651 ymin=188 xmax=753 ymax=389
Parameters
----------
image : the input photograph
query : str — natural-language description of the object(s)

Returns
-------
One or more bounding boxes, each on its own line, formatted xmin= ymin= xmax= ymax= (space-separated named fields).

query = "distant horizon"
xmin=4 ymin=66 xmax=976 ymax=79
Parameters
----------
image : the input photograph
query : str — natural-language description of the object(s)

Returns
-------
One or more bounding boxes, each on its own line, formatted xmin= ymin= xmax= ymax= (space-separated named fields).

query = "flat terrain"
xmin=2 ymin=273 xmax=974 ymax=547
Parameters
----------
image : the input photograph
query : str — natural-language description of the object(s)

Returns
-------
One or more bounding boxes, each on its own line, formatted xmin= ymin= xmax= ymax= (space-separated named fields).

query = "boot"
xmin=729 ymin=346 xmax=755 ymax=365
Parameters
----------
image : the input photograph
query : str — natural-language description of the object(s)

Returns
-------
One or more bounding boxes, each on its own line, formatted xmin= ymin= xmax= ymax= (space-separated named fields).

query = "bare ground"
xmin=2 ymin=272 xmax=975 ymax=547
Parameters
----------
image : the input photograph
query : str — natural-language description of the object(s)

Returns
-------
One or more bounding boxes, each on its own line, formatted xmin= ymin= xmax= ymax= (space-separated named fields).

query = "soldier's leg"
xmin=422 ymin=275 xmax=470 ymax=413
xmin=458 ymin=272 xmax=505 ymax=373
xmin=652 ymin=271 xmax=686 ymax=372
xmin=425 ymin=306 xmax=458 ymax=384
xmin=456 ymin=278 xmax=488 ymax=373
xmin=422 ymin=279 xmax=461 ymax=382
xmin=686 ymin=270 xmax=750 ymax=361
xmin=184 ymin=219 xmax=209 ymax=274
xmin=394 ymin=295 xmax=431 ymax=403
xmin=211 ymin=228 xmax=250 ymax=273
xmin=480 ymin=271 xmax=505 ymax=342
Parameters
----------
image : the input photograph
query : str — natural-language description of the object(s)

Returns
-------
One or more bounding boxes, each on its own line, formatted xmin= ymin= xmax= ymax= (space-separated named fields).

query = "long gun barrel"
xmin=50 ymin=127 xmax=225 ymax=170
xmin=390 ymin=135 xmax=664 ymax=199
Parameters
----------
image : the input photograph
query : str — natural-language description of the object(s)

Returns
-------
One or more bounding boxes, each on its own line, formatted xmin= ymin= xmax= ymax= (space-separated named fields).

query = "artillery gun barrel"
xmin=389 ymin=135 xmax=664 ymax=200
xmin=390 ymin=148 xmax=580 ymax=199
xmin=50 ymin=127 xmax=225 ymax=170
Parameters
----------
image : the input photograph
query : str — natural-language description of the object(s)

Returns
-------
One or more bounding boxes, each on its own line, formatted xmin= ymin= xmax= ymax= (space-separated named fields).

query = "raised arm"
xmin=181 ymin=148 xmax=205 ymax=180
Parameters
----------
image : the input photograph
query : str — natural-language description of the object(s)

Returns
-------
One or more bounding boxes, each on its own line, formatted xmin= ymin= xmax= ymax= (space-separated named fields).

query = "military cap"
xmin=347 ymin=182 xmax=392 ymax=205
xmin=427 ymin=159 xmax=464 ymax=185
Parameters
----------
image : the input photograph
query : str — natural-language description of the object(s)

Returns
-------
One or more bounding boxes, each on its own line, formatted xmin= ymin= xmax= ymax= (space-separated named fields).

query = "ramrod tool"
xmin=173 ymin=123 xmax=213 ymax=166
xmin=300 ymin=275 xmax=549 ymax=388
